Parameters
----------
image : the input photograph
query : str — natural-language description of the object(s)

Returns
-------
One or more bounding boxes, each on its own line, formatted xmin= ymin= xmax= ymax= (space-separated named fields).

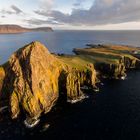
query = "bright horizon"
xmin=0 ymin=0 xmax=140 ymax=30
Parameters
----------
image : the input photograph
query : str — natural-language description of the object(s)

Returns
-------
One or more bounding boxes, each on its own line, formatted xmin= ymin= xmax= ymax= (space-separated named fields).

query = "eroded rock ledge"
xmin=0 ymin=42 xmax=140 ymax=125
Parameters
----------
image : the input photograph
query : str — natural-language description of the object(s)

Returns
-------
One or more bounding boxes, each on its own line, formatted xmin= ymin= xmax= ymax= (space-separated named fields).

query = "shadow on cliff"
xmin=58 ymin=70 xmax=68 ymax=103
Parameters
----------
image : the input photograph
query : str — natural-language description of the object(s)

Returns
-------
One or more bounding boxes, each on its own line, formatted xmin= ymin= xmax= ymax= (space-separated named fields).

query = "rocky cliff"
xmin=0 ymin=42 xmax=97 ymax=124
xmin=0 ymin=25 xmax=53 ymax=34
xmin=73 ymin=44 xmax=140 ymax=79
xmin=0 ymin=67 xmax=5 ymax=97
xmin=0 ymin=42 xmax=140 ymax=127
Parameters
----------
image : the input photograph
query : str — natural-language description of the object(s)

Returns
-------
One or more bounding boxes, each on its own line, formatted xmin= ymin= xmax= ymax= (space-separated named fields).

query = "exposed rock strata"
xmin=0 ymin=67 xmax=5 ymax=96
xmin=0 ymin=42 xmax=140 ymax=124
xmin=0 ymin=42 xmax=97 ymax=121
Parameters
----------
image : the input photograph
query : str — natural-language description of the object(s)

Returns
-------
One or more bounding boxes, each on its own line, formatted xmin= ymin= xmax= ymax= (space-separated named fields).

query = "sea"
xmin=0 ymin=30 xmax=140 ymax=140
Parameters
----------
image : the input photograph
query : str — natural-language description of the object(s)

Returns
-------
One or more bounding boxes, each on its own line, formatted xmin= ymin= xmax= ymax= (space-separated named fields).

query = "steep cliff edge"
xmin=0 ymin=42 xmax=140 ymax=126
xmin=0 ymin=25 xmax=53 ymax=34
xmin=0 ymin=42 xmax=97 ymax=123
xmin=0 ymin=67 xmax=5 ymax=97
xmin=1 ymin=42 xmax=61 ymax=120
xmin=73 ymin=44 xmax=140 ymax=79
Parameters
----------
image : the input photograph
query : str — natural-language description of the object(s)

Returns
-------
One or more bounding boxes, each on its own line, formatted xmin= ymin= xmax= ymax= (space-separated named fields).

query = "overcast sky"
xmin=0 ymin=0 xmax=140 ymax=30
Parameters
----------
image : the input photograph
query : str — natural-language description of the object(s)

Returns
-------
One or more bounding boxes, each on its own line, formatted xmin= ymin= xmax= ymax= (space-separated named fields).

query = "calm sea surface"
xmin=0 ymin=30 xmax=140 ymax=64
xmin=0 ymin=30 xmax=140 ymax=140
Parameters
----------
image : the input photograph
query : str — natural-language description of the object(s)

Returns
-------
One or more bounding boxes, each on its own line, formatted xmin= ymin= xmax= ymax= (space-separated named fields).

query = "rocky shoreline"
xmin=0 ymin=42 xmax=140 ymax=128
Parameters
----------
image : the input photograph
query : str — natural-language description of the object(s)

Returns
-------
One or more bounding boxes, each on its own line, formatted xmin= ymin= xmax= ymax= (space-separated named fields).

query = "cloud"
xmin=39 ymin=0 xmax=54 ymax=11
xmin=11 ymin=5 xmax=23 ymax=14
xmin=1 ymin=15 xmax=5 ymax=18
xmin=34 ymin=0 xmax=140 ymax=26
xmin=0 ymin=5 xmax=23 ymax=15
xmin=73 ymin=0 xmax=85 ymax=7
xmin=25 ymin=18 xmax=63 ymax=25
xmin=1 ymin=9 xmax=13 ymax=15
xmin=73 ymin=3 xmax=81 ymax=7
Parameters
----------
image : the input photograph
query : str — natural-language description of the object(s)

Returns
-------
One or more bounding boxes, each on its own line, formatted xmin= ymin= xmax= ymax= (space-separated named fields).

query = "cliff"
xmin=0 ymin=67 xmax=5 ymax=97
xmin=73 ymin=44 xmax=140 ymax=79
xmin=30 ymin=27 xmax=53 ymax=32
xmin=0 ymin=25 xmax=53 ymax=34
xmin=0 ymin=42 xmax=97 ymax=124
xmin=0 ymin=42 xmax=140 ymax=127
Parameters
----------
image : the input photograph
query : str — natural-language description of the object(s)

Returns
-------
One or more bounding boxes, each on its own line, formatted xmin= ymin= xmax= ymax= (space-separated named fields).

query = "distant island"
xmin=0 ymin=42 xmax=140 ymax=128
xmin=0 ymin=25 xmax=53 ymax=34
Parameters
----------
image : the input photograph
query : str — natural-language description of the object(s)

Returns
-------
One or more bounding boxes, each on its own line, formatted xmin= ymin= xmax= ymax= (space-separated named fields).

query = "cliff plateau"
xmin=73 ymin=44 xmax=140 ymax=79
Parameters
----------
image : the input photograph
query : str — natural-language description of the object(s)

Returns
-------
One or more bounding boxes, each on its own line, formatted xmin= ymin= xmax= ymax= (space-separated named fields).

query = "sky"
xmin=0 ymin=0 xmax=140 ymax=30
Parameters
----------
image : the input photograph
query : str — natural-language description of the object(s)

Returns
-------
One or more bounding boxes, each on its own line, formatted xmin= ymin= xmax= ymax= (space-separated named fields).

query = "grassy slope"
xmin=57 ymin=55 xmax=94 ymax=71
xmin=73 ymin=44 xmax=140 ymax=65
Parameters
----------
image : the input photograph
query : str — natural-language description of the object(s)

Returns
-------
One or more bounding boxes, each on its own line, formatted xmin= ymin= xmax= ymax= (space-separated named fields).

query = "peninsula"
xmin=0 ymin=25 xmax=53 ymax=34
xmin=0 ymin=42 xmax=140 ymax=127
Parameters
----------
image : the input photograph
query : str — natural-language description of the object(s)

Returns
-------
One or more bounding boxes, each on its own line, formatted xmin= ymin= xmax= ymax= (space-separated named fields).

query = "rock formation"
xmin=0 ymin=67 xmax=5 ymax=96
xmin=73 ymin=44 xmax=140 ymax=79
xmin=0 ymin=42 xmax=140 ymax=126
xmin=0 ymin=25 xmax=53 ymax=34
xmin=0 ymin=42 xmax=97 ymax=124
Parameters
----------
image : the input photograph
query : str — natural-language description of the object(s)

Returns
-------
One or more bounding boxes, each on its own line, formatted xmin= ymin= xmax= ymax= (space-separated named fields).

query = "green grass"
xmin=74 ymin=44 xmax=140 ymax=65
xmin=57 ymin=55 xmax=94 ymax=71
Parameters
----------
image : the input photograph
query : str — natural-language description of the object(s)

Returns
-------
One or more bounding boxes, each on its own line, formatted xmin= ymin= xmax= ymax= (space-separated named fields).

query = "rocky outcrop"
xmin=123 ymin=56 xmax=140 ymax=69
xmin=0 ymin=42 xmax=140 ymax=125
xmin=0 ymin=25 xmax=53 ymax=34
xmin=94 ymin=62 xmax=126 ymax=79
xmin=59 ymin=66 xmax=97 ymax=102
xmin=0 ymin=67 xmax=5 ymax=96
xmin=73 ymin=44 xmax=140 ymax=79
xmin=1 ymin=42 xmax=61 ymax=120
xmin=0 ymin=42 xmax=97 ymax=123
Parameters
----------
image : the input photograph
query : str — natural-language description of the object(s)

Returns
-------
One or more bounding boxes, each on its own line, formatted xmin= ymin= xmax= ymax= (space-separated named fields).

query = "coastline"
xmin=0 ymin=25 xmax=53 ymax=34
xmin=0 ymin=41 xmax=140 ymax=128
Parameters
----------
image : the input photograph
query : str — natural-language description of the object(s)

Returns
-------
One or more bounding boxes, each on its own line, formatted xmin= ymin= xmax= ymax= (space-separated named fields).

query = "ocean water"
xmin=0 ymin=30 xmax=140 ymax=64
xmin=0 ymin=30 xmax=140 ymax=140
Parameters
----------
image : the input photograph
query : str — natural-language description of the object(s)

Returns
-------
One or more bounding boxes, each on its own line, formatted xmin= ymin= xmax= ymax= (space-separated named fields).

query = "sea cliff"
xmin=0 ymin=42 xmax=97 ymax=125
xmin=0 ymin=25 xmax=53 ymax=34
xmin=0 ymin=42 xmax=140 ymax=127
xmin=73 ymin=44 xmax=140 ymax=79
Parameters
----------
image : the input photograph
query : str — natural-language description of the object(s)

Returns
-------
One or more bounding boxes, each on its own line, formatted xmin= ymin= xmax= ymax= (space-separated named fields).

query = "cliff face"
xmin=2 ymin=42 xmax=61 ymax=120
xmin=73 ymin=44 xmax=140 ymax=79
xmin=59 ymin=65 xmax=97 ymax=102
xmin=0 ymin=67 xmax=5 ymax=97
xmin=31 ymin=27 xmax=53 ymax=32
xmin=95 ymin=61 xmax=126 ymax=79
xmin=0 ymin=25 xmax=28 ymax=33
xmin=0 ymin=42 xmax=140 ymax=124
xmin=0 ymin=42 xmax=97 ymax=122
xmin=0 ymin=25 xmax=53 ymax=34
